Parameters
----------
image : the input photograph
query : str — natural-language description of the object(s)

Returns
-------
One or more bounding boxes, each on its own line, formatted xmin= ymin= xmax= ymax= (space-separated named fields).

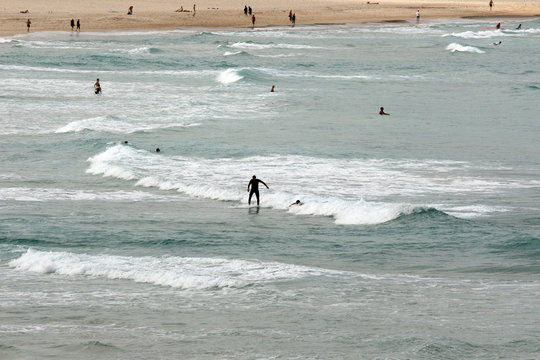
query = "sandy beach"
xmin=1 ymin=0 xmax=540 ymax=36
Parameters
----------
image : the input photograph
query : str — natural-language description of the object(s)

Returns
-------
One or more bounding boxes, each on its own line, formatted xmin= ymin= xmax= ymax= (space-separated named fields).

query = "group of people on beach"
xmin=70 ymin=19 xmax=81 ymax=31
xmin=288 ymin=11 xmax=296 ymax=26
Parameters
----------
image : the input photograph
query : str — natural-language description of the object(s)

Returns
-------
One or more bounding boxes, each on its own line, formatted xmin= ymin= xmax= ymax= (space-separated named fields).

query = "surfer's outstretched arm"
xmin=260 ymin=180 xmax=269 ymax=189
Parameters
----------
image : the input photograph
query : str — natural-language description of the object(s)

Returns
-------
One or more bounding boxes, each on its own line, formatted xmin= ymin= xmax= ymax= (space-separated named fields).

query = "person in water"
xmin=270 ymin=85 xmax=275 ymax=92
xmin=247 ymin=175 xmax=269 ymax=206
xmin=516 ymin=24 xmax=521 ymax=30
xmin=289 ymin=200 xmax=303 ymax=207
xmin=26 ymin=19 xmax=31 ymax=32
xmin=379 ymin=107 xmax=390 ymax=115
xmin=94 ymin=78 xmax=102 ymax=94
xmin=493 ymin=41 xmax=502 ymax=45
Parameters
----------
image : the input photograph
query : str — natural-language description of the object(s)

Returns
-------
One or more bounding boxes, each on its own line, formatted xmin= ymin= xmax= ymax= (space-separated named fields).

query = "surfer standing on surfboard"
xmin=247 ymin=175 xmax=269 ymax=206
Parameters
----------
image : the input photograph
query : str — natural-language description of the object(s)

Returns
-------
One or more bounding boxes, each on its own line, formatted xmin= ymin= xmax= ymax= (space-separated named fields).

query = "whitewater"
xmin=1 ymin=18 xmax=540 ymax=360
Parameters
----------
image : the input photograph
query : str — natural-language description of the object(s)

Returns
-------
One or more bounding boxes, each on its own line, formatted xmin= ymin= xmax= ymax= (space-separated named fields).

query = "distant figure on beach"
xmin=516 ymin=24 xmax=521 ymax=30
xmin=416 ymin=10 xmax=420 ymax=20
xmin=292 ymin=13 xmax=296 ymax=27
xmin=379 ymin=107 xmax=390 ymax=115
xmin=26 ymin=19 xmax=31 ymax=32
xmin=289 ymin=200 xmax=303 ymax=207
xmin=77 ymin=19 xmax=80 ymax=31
xmin=493 ymin=41 xmax=502 ymax=45
xmin=71 ymin=19 xmax=75 ymax=31
xmin=270 ymin=85 xmax=275 ymax=92
xmin=248 ymin=6 xmax=252 ymax=15
xmin=193 ymin=4 xmax=196 ymax=16
xmin=252 ymin=14 xmax=256 ymax=28
xmin=20 ymin=9 xmax=29 ymax=14
xmin=94 ymin=78 xmax=102 ymax=94
xmin=247 ymin=175 xmax=269 ymax=206
xmin=289 ymin=10 xmax=292 ymax=21
xmin=495 ymin=23 xmax=500 ymax=30
xmin=244 ymin=5 xmax=248 ymax=15
xmin=489 ymin=0 xmax=493 ymax=10
xmin=127 ymin=6 xmax=133 ymax=15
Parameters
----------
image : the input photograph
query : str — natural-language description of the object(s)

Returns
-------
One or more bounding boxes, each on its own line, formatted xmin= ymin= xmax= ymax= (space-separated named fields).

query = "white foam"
xmin=223 ymin=51 xmax=243 ymax=56
xmin=445 ymin=43 xmax=485 ymax=53
xmin=86 ymin=146 xmax=539 ymax=224
xmin=9 ymin=249 xmax=343 ymax=289
xmin=229 ymin=42 xmax=320 ymax=50
xmin=443 ymin=29 xmax=513 ymax=39
xmin=54 ymin=115 xmax=199 ymax=134
xmin=216 ymin=68 xmax=243 ymax=85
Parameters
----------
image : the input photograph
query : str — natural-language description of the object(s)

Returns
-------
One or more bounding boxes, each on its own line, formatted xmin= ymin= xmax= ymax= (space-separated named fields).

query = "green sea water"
xmin=1 ymin=18 xmax=540 ymax=359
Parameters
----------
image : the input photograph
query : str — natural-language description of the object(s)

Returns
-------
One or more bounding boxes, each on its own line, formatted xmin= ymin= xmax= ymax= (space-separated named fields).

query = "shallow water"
xmin=1 ymin=18 xmax=540 ymax=359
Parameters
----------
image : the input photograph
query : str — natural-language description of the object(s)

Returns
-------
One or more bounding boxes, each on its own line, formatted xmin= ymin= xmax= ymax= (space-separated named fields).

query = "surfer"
xmin=289 ymin=200 xmax=303 ymax=207
xmin=247 ymin=175 xmax=269 ymax=206
xmin=495 ymin=23 xmax=500 ymax=30
xmin=516 ymin=24 xmax=521 ymax=30
xmin=270 ymin=85 xmax=275 ymax=92
xmin=493 ymin=41 xmax=502 ymax=45
xmin=94 ymin=78 xmax=102 ymax=94
xmin=379 ymin=107 xmax=390 ymax=115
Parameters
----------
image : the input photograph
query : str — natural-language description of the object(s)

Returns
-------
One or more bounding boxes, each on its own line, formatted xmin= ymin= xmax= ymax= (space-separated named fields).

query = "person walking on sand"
xmin=26 ymin=19 xmax=31 ymax=32
xmin=71 ymin=18 xmax=75 ymax=31
xmin=248 ymin=6 xmax=252 ymax=15
xmin=244 ymin=5 xmax=248 ymax=15
xmin=94 ymin=78 xmax=102 ymax=94
xmin=416 ymin=10 xmax=420 ymax=20
xmin=489 ymin=0 xmax=493 ymax=10
xmin=76 ymin=19 xmax=80 ymax=31
xmin=292 ymin=13 xmax=296 ymax=27
xmin=193 ymin=4 xmax=196 ymax=16
xmin=247 ymin=175 xmax=269 ymax=206
xmin=379 ymin=107 xmax=390 ymax=115
xmin=251 ymin=14 xmax=256 ymax=28
xmin=289 ymin=10 xmax=292 ymax=22
xmin=127 ymin=5 xmax=133 ymax=15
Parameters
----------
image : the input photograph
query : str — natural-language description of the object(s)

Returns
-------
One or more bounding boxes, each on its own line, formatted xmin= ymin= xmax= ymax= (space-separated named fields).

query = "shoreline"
xmin=2 ymin=0 xmax=540 ymax=37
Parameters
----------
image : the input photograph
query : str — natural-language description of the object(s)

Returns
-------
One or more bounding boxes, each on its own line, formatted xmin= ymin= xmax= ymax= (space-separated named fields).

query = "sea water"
xmin=1 ymin=18 xmax=540 ymax=359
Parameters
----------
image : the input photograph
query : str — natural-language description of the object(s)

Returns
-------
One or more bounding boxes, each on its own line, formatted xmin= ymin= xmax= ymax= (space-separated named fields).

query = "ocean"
xmin=1 ymin=18 xmax=540 ymax=359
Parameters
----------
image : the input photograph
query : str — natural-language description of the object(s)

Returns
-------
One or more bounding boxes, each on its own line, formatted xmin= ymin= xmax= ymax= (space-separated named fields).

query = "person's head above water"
xmin=295 ymin=200 xmax=301 ymax=204
xmin=252 ymin=175 xmax=256 ymax=179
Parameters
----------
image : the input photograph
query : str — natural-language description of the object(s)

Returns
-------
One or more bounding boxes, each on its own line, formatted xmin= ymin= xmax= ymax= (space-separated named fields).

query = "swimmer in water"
xmin=247 ymin=175 xmax=269 ymax=206
xmin=94 ymin=78 xmax=102 ymax=94
xmin=289 ymin=200 xmax=303 ymax=207
xmin=493 ymin=41 xmax=502 ymax=45
xmin=379 ymin=107 xmax=390 ymax=115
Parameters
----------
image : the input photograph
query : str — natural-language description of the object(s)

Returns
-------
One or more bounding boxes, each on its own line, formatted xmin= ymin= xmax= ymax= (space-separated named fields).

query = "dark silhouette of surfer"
xmin=247 ymin=175 xmax=269 ymax=206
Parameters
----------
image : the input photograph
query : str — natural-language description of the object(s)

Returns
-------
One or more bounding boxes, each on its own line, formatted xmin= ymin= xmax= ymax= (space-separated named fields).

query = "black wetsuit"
xmin=248 ymin=178 xmax=267 ymax=205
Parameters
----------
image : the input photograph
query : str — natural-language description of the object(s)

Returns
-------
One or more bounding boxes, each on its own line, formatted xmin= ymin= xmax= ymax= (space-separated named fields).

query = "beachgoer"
xmin=127 ymin=6 xmax=133 ymax=15
xmin=289 ymin=200 xmax=303 ymax=207
xmin=493 ymin=41 xmax=502 ymax=45
xmin=495 ymin=23 xmax=500 ymax=30
xmin=77 ymin=19 xmax=80 ymax=31
xmin=244 ymin=5 xmax=248 ymax=15
xmin=124 ymin=141 xmax=129 ymax=144
xmin=94 ymin=78 xmax=102 ymax=94
xmin=379 ymin=107 xmax=390 ymax=115
xmin=71 ymin=19 xmax=75 ymax=31
xmin=416 ymin=10 xmax=420 ymax=20
xmin=248 ymin=6 xmax=252 ymax=15
xmin=270 ymin=85 xmax=275 ymax=92
xmin=292 ymin=13 xmax=296 ymax=26
xmin=20 ymin=10 xmax=29 ymax=14
xmin=489 ymin=0 xmax=493 ymax=10
xmin=26 ymin=19 xmax=31 ymax=32
xmin=252 ymin=14 xmax=256 ymax=28
xmin=247 ymin=175 xmax=269 ymax=206
xmin=516 ymin=24 xmax=521 ymax=30
xmin=289 ymin=10 xmax=292 ymax=21
xmin=193 ymin=4 xmax=196 ymax=16
xmin=156 ymin=148 xmax=161 ymax=152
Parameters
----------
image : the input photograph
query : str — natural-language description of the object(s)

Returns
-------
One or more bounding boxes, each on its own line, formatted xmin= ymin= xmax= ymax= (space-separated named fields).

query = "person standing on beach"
xmin=489 ymin=0 xmax=493 ymax=10
xmin=244 ymin=5 xmax=248 ymax=15
xmin=94 ymin=78 xmax=102 ymax=94
xmin=416 ymin=10 xmax=420 ymax=20
xmin=193 ymin=4 xmax=196 ymax=16
xmin=247 ymin=175 xmax=269 ymax=206
xmin=252 ymin=14 xmax=256 ymax=28
xmin=292 ymin=13 xmax=296 ymax=27
xmin=248 ymin=6 xmax=252 ymax=15
xmin=71 ymin=19 xmax=75 ymax=31
xmin=26 ymin=19 xmax=31 ymax=32
xmin=289 ymin=10 xmax=292 ymax=22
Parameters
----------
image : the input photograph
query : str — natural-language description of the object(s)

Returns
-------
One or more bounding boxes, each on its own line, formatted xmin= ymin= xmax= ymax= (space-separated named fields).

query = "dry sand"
xmin=1 ymin=0 xmax=540 ymax=36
